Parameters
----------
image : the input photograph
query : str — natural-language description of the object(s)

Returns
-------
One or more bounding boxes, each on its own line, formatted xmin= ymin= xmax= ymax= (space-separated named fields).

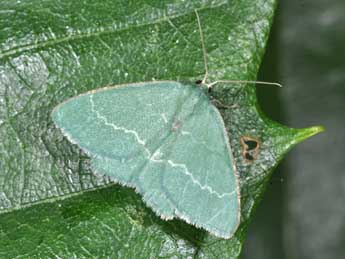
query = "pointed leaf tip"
xmin=293 ymin=125 xmax=325 ymax=145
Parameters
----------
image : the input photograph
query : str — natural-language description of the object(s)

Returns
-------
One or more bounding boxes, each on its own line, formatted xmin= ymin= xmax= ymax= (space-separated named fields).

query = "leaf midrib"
xmin=0 ymin=182 xmax=118 ymax=215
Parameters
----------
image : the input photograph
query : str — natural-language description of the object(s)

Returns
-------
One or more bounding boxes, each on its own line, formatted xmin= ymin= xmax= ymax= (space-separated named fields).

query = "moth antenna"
xmin=194 ymin=10 xmax=282 ymax=89
xmin=208 ymin=80 xmax=283 ymax=88
xmin=195 ymin=9 xmax=209 ymax=85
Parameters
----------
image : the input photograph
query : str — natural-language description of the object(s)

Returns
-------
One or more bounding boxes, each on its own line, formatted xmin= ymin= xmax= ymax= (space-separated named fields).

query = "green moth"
xmin=52 ymin=10 xmax=278 ymax=239
xmin=52 ymin=80 xmax=240 ymax=238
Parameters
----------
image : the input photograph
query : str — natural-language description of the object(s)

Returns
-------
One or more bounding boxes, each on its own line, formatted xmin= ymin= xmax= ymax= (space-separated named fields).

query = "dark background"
xmin=243 ymin=1 xmax=345 ymax=258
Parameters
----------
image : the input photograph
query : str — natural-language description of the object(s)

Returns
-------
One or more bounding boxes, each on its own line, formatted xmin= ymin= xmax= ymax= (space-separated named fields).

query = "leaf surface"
xmin=0 ymin=0 xmax=322 ymax=258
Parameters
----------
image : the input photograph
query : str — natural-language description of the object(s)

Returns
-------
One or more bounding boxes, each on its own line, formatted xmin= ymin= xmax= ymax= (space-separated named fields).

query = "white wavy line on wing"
xmin=89 ymin=94 xmax=233 ymax=199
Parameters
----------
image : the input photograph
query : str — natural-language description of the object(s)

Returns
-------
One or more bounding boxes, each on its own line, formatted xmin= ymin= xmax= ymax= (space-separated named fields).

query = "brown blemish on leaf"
xmin=240 ymin=136 xmax=261 ymax=162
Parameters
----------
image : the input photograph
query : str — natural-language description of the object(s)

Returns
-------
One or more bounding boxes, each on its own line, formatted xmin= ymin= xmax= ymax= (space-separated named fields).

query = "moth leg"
xmin=212 ymin=99 xmax=239 ymax=109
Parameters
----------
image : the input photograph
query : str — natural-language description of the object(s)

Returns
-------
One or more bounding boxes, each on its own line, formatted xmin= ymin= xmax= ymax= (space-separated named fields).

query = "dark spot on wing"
xmin=172 ymin=118 xmax=182 ymax=132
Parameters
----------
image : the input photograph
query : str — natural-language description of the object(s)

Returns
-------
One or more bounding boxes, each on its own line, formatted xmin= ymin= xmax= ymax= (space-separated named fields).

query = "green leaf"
xmin=0 ymin=0 xmax=323 ymax=258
